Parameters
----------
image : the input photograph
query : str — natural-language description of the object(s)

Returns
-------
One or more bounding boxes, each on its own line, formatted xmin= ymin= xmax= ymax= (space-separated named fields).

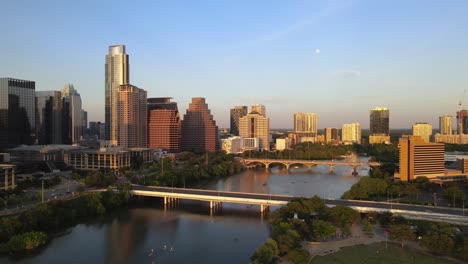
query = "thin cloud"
xmin=334 ymin=69 xmax=362 ymax=79
xmin=239 ymin=0 xmax=358 ymax=47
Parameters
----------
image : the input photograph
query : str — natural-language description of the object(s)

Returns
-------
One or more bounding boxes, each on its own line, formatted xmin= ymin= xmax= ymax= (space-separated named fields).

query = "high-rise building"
xmin=62 ymin=84 xmax=83 ymax=144
xmin=118 ymin=84 xmax=147 ymax=148
xmin=230 ymin=106 xmax=247 ymax=136
xmin=439 ymin=115 xmax=453 ymax=135
xmin=105 ymin=45 xmax=129 ymax=145
xmin=181 ymin=97 xmax=218 ymax=153
xmin=147 ymin=97 xmax=181 ymax=152
xmin=396 ymin=135 xmax=444 ymax=181
xmin=82 ymin=110 xmax=88 ymax=135
xmin=370 ymin=107 xmax=389 ymax=135
xmin=221 ymin=136 xmax=243 ymax=154
xmin=325 ymin=128 xmax=339 ymax=143
xmin=36 ymin=91 xmax=63 ymax=144
xmin=250 ymin=104 xmax=266 ymax=117
xmin=239 ymin=110 xmax=270 ymax=150
xmin=456 ymin=110 xmax=468 ymax=135
xmin=89 ymin=121 xmax=105 ymax=140
xmin=412 ymin=123 xmax=432 ymax=143
xmin=341 ymin=123 xmax=361 ymax=144
xmin=0 ymin=78 xmax=36 ymax=148
xmin=294 ymin=113 xmax=317 ymax=136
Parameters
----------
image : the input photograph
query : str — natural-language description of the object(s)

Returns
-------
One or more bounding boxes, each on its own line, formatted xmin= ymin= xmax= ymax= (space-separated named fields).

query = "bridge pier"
xmin=285 ymin=164 xmax=290 ymax=171
xmin=260 ymin=204 xmax=270 ymax=213
xmin=265 ymin=163 xmax=270 ymax=170
xmin=352 ymin=166 xmax=358 ymax=176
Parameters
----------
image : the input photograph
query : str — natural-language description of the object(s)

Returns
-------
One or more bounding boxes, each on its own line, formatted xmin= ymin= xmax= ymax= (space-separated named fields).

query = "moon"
xmin=315 ymin=49 xmax=320 ymax=54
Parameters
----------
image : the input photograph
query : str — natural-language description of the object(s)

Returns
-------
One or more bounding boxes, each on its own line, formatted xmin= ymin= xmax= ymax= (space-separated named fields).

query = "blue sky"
xmin=1 ymin=0 xmax=468 ymax=129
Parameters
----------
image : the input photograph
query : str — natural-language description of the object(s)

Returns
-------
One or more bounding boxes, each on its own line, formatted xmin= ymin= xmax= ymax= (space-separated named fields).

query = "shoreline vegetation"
xmin=0 ymin=186 xmax=130 ymax=255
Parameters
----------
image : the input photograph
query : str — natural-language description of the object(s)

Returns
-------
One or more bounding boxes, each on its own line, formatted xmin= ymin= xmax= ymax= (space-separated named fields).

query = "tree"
xmin=312 ymin=220 xmax=336 ymax=241
xmin=329 ymin=205 xmax=360 ymax=228
xmin=389 ymin=225 xmax=415 ymax=247
xmin=271 ymin=222 xmax=301 ymax=255
xmin=287 ymin=249 xmax=310 ymax=264
xmin=251 ymin=239 xmax=280 ymax=264
xmin=3 ymin=231 xmax=47 ymax=253
xmin=443 ymin=185 xmax=465 ymax=207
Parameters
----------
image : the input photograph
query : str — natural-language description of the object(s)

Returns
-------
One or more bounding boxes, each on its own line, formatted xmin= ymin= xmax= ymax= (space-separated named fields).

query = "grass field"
xmin=313 ymin=242 xmax=458 ymax=264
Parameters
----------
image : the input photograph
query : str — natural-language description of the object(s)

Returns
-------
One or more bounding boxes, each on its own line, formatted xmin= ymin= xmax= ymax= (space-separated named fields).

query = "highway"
xmin=131 ymin=185 xmax=467 ymax=219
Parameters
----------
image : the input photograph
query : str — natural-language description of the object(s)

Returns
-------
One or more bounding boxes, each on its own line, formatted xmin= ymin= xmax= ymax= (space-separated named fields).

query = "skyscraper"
xmin=239 ymin=110 xmax=270 ymax=151
xmin=62 ymin=84 xmax=83 ymax=144
xmin=230 ymin=106 xmax=247 ymax=136
xmin=456 ymin=110 xmax=468 ymax=134
xmin=325 ymin=128 xmax=339 ymax=143
xmin=105 ymin=45 xmax=129 ymax=145
xmin=369 ymin=107 xmax=390 ymax=144
xmin=148 ymin=97 xmax=181 ymax=152
xmin=293 ymin=113 xmax=317 ymax=136
xmin=181 ymin=97 xmax=218 ymax=153
xmin=439 ymin=115 xmax=452 ymax=135
xmin=36 ymin=91 xmax=63 ymax=144
xmin=412 ymin=123 xmax=432 ymax=143
xmin=341 ymin=123 xmax=361 ymax=144
xmin=0 ymin=78 xmax=36 ymax=148
xmin=250 ymin=104 xmax=266 ymax=117
xmin=118 ymin=84 xmax=147 ymax=148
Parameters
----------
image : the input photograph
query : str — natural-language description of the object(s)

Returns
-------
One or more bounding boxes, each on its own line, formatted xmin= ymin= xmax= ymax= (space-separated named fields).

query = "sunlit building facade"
xmin=439 ymin=115 xmax=453 ymax=135
xmin=412 ymin=123 xmax=432 ymax=143
xmin=239 ymin=110 xmax=270 ymax=151
xmin=181 ymin=97 xmax=219 ymax=153
xmin=118 ymin=84 xmax=147 ymax=148
xmin=105 ymin=45 xmax=129 ymax=145
xmin=341 ymin=123 xmax=361 ymax=144
xmin=293 ymin=112 xmax=317 ymax=137
xmin=147 ymin=97 xmax=181 ymax=152
xmin=62 ymin=84 xmax=83 ymax=144
xmin=230 ymin=106 xmax=247 ymax=136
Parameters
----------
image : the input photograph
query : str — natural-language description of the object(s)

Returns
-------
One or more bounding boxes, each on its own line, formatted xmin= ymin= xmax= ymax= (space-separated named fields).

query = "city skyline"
xmin=1 ymin=1 xmax=468 ymax=128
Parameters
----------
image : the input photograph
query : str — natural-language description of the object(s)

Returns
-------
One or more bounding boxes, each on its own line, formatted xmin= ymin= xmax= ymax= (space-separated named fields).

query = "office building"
xmin=36 ymin=91 xmax=63 ymax=144
xmin=89 ymin=122 xmax=105 ymax=140
xmin=62 ymin=84 xmax=83 ymax=144
xmin=294 ymin=112 xmax=317 ymax=137
xmin=439 ymin=115 xmax=453 ymax=135
xmin=105 ymin=45 xmax=129 ymax=145
xmin=370 ymin=107 xmax=389 ymax=134
xmin=369 ymin=107 xmax=389 ymax=144
xmin=434 ymin=133 xmax=468 ymax=144
xmin=0 ymin=78 xmax=36 ymax=148
xmin=341 ymin=123 xmax=361 ymax=144
xmin=396 ymin=135 xmax=444 ymax=181
xmin=181 ymin=97 xmax=218 ymax=153
xmin=457 ymin=110 xmax=468 ymax=135
xmin=147 ymin=97 xmax=181 ymax=153
xmin=412 ymin=123 xmax=432 ymax=143
xmin=64 ymin=147 xmax=152 ymax=171
xmin=276 ymin=138 xmax=292 ymax=150
xmin=325 ymin=128 xmax=339 ymax=143
xmin=118 ymin=84 xmax=147 ymax=148
xmin=250 ymin=104 xmax=266 ymax=117
xmin=221 ymin=136 xmax=243 ymax=154
xmin=230 ymin=106 xmax=247 ymax=136
xmin=243 ymin=138 xmax=259 ymax=151
xmin=239 ymin=110 xmax=270 ymax=150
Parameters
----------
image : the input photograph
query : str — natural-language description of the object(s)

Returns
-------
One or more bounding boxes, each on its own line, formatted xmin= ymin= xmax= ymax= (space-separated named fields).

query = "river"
xmin=1 ymin=157 xmax=369 ymax=264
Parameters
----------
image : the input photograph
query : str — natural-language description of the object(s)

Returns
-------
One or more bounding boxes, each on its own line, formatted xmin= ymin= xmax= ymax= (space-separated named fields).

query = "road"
xmin=131 ymin=185 xmax=467 ymax=217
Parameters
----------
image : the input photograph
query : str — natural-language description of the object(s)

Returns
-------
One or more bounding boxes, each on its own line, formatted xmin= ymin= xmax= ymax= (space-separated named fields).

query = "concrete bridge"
xmin=130 ymin=185 xmax=468 ymax=225
xmin=243 ymin=158 xmax=381 ymax=175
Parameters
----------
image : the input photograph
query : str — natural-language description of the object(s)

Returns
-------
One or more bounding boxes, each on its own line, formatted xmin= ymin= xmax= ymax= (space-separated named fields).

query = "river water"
xmin=1 ymin=157 xmax=368 ymax=264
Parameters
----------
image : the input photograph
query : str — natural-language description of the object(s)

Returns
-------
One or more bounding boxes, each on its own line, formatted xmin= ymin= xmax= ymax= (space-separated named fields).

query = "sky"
xmin=1 ymin=0 xmax=468 ymax=129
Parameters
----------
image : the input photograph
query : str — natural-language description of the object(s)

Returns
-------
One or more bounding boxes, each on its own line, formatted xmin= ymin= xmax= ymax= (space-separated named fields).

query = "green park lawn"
xmin=313 ymin=242 xmax=458 ymax=264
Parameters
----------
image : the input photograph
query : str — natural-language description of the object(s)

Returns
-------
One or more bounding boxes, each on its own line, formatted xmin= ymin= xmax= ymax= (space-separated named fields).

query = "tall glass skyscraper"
xmin=230 ymin=106 xmax=247 ymax=136
xmin=0 ymin=78 xmax=36 ymax=148
xmin=105 ymin=45 xmax=129 ymax=145
xmin=370 ymin=107 xmax=390 ymax=135
xmin=62 ymin=84 xmax=83 ymax=144
xmin=36 ymin=91 xmax=63 ymax=144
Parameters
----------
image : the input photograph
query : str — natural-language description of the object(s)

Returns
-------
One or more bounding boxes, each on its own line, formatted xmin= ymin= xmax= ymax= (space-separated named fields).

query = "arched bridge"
xmin=243 ymin=158 xmax=381 ymax=174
